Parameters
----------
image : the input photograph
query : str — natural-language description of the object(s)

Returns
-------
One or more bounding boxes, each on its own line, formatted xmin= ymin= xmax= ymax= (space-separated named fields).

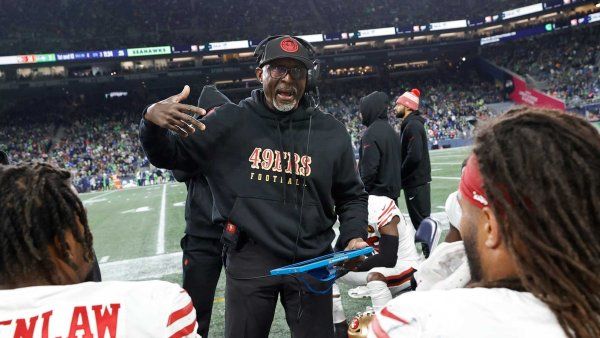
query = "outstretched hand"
xmin=144 ymin=85 xmax=207 ymax=137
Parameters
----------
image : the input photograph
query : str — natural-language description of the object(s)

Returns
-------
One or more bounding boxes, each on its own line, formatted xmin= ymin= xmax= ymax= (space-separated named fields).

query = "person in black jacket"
xmin=171 ymin=85 xmax=231 ymax=338
xmin=395 ymin=88 xmax=431 ymax=231
xmin=359 ymin=91 xmax=402 ymax=202
xmin=139 ymin=35 xmax=368 ymax=338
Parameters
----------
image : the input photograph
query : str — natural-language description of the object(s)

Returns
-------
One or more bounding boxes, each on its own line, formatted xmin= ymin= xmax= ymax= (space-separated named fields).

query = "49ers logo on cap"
xmin=280 ymin=37 xmax=299 ymax=53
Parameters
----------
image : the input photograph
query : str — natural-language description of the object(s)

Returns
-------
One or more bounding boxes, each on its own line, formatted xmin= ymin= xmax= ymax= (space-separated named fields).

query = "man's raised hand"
xmin=144 ymin=85 xmax=206 ymax=137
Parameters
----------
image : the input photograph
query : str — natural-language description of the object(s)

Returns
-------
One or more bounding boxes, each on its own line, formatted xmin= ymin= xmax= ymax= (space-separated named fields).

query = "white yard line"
xmin=432 ymin=176 xmax=461 ymax=180
xmin=156 ymin=184 xmax=167 ymax=255
xmin=100 ymin=252 xmax=182 ymax=281
xmin=79 ymin=183 xmax=185 ymax=199
xmin=99 ymin=256 xmax=110 ymax=263
xmin=81 ymin=190 xmax=116 ymax=202
xmin=431 ymin=148 xmax=469 ymax=153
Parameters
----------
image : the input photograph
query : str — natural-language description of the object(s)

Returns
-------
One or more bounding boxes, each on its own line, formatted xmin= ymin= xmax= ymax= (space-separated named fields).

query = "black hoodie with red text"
xmin=139 ymin=89 xmax=367 ymax=262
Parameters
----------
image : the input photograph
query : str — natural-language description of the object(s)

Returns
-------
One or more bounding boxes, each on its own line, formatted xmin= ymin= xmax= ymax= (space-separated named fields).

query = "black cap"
xmin=197 ymin=85 xmax=231 ymax=110
xmin=257 ymin=36 xmax=313 ymax=69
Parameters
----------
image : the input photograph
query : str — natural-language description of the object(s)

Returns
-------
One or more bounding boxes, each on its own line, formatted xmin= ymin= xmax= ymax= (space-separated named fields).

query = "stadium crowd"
xmin=6 ymin=18 xmax=599 ymax=192
xmin=322 ymin=73 xmax=500 ymax=150
xmin=485 ymin=25 xmax=600 ymax=107
xmin=0 ymin=95 xmax=156 ymax=192
xmin=0 ymin=73 xmax=498 ymax=192
xmin=0 ymin=0 xmax=542 ymax=54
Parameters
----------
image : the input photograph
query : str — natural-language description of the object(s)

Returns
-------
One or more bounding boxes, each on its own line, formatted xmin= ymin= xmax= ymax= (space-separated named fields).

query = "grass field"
xmin=83 ymin=146 xmax=471 ymax=337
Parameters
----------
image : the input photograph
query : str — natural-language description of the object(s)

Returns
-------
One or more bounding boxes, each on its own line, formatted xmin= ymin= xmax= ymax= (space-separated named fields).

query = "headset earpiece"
xmin=293 ymin=37 xmax=321 ymax=92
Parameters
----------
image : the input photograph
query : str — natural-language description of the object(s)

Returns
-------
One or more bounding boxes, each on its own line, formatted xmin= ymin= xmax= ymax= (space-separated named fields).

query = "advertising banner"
xmin=508 ymin=74 xmax=565 ymax=110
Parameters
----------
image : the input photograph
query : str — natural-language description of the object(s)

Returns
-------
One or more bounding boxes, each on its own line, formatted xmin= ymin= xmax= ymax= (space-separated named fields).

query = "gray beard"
xmin=273 ymin=98 xmax=297 ymax=112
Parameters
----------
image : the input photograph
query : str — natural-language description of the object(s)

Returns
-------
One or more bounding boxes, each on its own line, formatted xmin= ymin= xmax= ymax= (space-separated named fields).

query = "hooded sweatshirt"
xmin=358 ymin=91 xmax=402 ymax=200
xmin=171 ymin=86 xmax=231 ymax=239
xmin=140 ymin=89 xmax=367 ymax=262
xmin=400 ymin=111 xmax=431 ymax=188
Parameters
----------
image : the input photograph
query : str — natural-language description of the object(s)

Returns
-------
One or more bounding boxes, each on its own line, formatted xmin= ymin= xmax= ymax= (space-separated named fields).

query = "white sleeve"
xmin=368 ymin=195 xmax=400 ymax=229
xmin=367 ymin=294 xmax=424 ymax=337
xmin=164 ymin=286 xmax=200 ymax=338
xmin=367 ymin=195 xmax=382 ymax=227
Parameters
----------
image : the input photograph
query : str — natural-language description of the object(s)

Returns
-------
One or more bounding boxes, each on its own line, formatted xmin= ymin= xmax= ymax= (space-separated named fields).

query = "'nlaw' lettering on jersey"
xmin=0 ymin=280 xmax=199 ymax=338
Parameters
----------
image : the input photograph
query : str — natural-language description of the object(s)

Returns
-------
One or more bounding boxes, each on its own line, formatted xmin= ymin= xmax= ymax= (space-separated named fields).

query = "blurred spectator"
xmin=0 ymin=71 xmax=501 ymax=193
xmin=485 ymin=25 xmax=600 ymax=107
xmin=0 ymin=0 xmax=541 ymax=54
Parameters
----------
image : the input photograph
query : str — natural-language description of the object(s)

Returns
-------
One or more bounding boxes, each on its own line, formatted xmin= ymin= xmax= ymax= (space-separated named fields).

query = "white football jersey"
xmin=367 ymin=195 xmax=420 ymax=268
xmin=368 ymin=288 xmax=566 ymax=338
xmin=0 ymin=281 xmax=199 ymax=338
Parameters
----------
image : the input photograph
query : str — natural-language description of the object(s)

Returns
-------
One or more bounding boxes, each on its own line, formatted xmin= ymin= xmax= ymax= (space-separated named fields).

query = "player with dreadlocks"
xmin=369 ymin=107 xmax=599 ymax=338
xmin=0 ymin=163 xmax=200 ymax=338
xmin=0 ymin=163 xmax=94 ymax=286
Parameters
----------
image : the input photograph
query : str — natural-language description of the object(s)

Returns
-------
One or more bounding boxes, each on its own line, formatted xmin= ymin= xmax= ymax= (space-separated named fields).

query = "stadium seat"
xmin=415 ymin=217 xmax=441 ymax=258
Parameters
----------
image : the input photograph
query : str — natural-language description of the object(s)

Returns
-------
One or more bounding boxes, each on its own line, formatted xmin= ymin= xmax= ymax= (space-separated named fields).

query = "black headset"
xmin=253 ymin=35 xmax=321 ymax=92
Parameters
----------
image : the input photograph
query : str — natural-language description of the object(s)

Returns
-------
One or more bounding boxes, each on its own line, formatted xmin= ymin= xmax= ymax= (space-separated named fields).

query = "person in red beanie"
xmin=394 ymin=89 xmax=431 ymax=250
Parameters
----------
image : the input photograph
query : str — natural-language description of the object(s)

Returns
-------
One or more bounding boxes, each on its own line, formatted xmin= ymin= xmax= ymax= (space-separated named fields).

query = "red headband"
xmin=459 ymin=155 xmax=489 ymax=209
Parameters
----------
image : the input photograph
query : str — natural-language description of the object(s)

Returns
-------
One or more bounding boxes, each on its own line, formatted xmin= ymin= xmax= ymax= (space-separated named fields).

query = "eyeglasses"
xmin=266 ymin=65 xmax=307 ymax=80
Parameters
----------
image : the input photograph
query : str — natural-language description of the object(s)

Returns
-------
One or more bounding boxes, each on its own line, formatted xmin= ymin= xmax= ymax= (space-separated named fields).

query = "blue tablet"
xmin=270 ymin=247 xmax=373 ymax=276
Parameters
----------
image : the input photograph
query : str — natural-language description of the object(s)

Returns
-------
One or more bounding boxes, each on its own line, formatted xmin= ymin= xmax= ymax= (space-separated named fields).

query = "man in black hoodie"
xmin=171 ymin=85 xmax=230 ymax=338
xmin=359 ymin=91 xmax=402 ymax=202
xmin=139 ymin=35 xmax=368 ymax=338
xmin=394 ymin=88 xmax=431 ymax=232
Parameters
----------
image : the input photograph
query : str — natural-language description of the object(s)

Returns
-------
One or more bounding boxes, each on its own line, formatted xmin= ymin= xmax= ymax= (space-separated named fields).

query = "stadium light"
xmin=461 ymin=57 xmax=467 ymax=61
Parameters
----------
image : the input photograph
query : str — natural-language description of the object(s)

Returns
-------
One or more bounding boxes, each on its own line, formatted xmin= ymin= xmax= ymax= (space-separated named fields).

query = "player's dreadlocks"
xmin=0 ymin=163 xmax=94 ymax=287
xmin=473 ymin=107 xmax=600 ymax=338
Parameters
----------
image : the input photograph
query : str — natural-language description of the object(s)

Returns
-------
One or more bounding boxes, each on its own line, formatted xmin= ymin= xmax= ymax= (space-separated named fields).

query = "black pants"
xmin=404 ymin=183 xmax=431 ymax=230
xmin=181 ymin=235 xmax=223 ymax=338
xmin=224 ymin=240 xmax=334 ymax=338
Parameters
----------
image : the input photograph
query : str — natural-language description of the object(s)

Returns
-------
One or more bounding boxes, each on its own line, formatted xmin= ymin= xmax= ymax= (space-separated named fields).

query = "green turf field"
xmin=83 ymin=146 xmax=471 ymax=337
